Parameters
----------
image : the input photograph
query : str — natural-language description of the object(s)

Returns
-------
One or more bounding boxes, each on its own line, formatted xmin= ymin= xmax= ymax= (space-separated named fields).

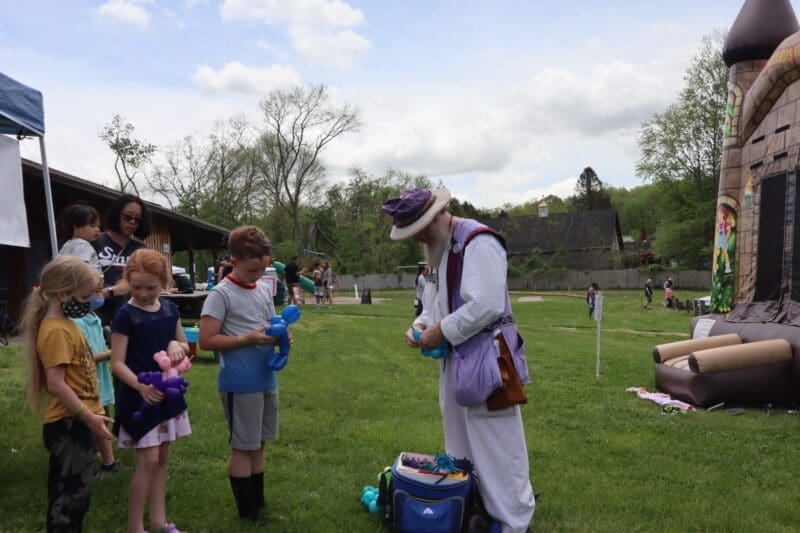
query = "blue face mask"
xmin=89 ymin=295 xmax=105 ymax=311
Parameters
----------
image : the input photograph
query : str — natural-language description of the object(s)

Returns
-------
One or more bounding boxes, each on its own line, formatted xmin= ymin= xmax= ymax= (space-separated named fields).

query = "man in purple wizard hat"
xmin=382 ymin=187 xmax=536 ymax=532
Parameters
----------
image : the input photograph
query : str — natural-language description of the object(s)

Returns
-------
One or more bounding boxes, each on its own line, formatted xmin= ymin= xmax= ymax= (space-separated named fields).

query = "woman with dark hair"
xmin=94 ymin=194 xmax=152 ymax=325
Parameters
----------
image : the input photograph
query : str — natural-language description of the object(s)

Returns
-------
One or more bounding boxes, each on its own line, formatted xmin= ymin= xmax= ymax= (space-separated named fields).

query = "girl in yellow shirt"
xmin=21 ymin=255 xmax=113 ymax=532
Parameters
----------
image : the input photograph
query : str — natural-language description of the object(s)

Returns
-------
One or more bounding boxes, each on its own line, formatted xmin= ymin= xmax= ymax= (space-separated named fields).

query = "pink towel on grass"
xmin=626 ymin=387 xmax=695 ymax=411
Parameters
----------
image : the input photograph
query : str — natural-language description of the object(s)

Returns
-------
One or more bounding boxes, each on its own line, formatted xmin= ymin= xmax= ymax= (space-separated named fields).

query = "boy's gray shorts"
xmin=220 ymin=389 xmax=279 ymax=450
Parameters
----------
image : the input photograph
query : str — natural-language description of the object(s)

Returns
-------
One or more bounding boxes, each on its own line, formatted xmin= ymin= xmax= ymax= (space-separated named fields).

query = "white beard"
xmin=424 ymin=223 xmax=451 ymax=269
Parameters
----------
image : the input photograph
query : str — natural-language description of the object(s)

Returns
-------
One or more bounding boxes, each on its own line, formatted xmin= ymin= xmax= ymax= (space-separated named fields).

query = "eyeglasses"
xmin=121 ymin=213 xmax=142 ymax=224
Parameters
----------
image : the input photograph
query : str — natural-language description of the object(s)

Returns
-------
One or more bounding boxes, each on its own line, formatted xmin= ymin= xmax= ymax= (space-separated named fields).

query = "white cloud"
xmin=470 ymin=174 xmax=578 ymax=208
xmin=254 ymin=39 xmax=289 ymax=60
xmin=18 ymin=79 xmax=268 ymax=202
xmin=221 ymin=0 xmax=369 ymax=69
xmin=160 ymin=8 xmax=186 ymax=29
xmin=647 ymin=21 xmax=691 ymax=40
xmin=95 ymin=0 xmax=151 ymax=28
xmin=329 ymin=92 xmax=514 ymax=180
xmin=520 ymin=60 xmax=668 ymax=135
xmin=324 ymin=58 xmax=664 ymax=208
xmin=287 ymin=25 xmax=370 ymax=69
xmin=220 ymin=0 xmax=363 ymax=28
xmin=192 ymin=61 xmax=301 ymax=93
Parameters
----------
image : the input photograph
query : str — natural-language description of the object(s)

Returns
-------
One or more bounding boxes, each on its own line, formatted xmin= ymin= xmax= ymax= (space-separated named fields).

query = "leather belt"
xmin=481 ymin=315 xmax=515 ymax=334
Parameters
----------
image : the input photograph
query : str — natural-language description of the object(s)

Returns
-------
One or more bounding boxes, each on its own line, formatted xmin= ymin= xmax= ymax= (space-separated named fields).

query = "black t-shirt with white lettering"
xmin=94 ymin=233 xmax=146 ymax=325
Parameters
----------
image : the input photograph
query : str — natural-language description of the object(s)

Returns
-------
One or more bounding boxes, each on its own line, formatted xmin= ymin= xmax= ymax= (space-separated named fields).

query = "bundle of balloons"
xmin=411 ymin=328 xmax=450 ymax=359
xmin=360 ymin=485 xmax=380 ymax=514
xmin=132 ymin=350 xmax=191 ymax=421
xmin=264 ymin=304 xmax=301 ymax=370
xmin=361 ymin=466 xmax=392 ymax=514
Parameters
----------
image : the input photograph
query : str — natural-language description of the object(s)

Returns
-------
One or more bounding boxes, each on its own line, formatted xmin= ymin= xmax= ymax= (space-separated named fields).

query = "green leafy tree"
xmin=99 ymin=114 xmax=156 ymax=195
xmin=570 ymin=167 xmax=611 ymax=211
xmin=449 ymin=198 xmax=492 ymax=219
xmin=505 ymin=195 xmax=568 ymax=217
xmin=148 ymin=116 xmax=258 ymax=229
xmin=608 ymin=184 xmax=660 ymax=240
xmin=321 ymin=169 xmax=432 ymax=274
xmin=636 ymin=31 xmax=728 ymax=267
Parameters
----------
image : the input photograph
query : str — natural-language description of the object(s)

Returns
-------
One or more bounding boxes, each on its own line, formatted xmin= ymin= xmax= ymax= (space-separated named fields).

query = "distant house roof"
xmin=480 ymin=208 xmax=623 ymax=255
xmin=21 ymin=158 xmax=229 ymax=252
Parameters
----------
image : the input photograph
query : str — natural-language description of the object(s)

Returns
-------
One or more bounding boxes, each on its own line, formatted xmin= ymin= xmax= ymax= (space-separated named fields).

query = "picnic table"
xmin=161 ymin=291 xmax=209 ymax=320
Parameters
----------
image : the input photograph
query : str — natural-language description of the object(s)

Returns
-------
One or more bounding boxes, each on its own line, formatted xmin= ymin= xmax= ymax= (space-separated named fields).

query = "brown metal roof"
xmin=21 ymin=158 xmax=229 ymax=252
xmin=480 ymin=208 xmax=624 ymax=255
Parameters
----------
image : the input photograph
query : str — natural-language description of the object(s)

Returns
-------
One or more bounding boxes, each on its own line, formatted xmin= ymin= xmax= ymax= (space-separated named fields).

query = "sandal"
xmin=157 ymin=524 xmax=185 ymax=533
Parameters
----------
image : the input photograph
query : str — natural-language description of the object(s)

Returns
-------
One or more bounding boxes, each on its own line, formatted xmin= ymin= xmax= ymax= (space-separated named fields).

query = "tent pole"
xmin=39 ymin=137 xmax=58 ymax=258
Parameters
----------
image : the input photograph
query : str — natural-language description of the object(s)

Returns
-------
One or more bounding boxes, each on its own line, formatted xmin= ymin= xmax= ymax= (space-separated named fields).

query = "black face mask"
xmin=61 ymin=298 xmax=92 ymax=319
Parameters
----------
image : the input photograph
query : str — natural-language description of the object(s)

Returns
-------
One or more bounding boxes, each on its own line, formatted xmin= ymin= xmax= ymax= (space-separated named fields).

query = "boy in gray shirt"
xmin=199 ymin=225 xmax=281 ymax=524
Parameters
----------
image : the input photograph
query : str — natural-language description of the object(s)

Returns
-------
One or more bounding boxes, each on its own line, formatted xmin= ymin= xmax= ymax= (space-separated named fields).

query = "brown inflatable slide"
xmin=653 ymin=327 xmax=795 ymax=407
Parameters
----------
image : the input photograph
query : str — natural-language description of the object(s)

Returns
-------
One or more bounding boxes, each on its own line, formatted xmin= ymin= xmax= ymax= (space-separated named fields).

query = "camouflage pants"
xmin=43 ymin=417 xmax=96 ymax=533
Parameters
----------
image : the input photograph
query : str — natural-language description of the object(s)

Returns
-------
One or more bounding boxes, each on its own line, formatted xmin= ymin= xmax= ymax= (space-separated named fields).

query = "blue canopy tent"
xmin=0 ymin=72 xmax=58 ymax=257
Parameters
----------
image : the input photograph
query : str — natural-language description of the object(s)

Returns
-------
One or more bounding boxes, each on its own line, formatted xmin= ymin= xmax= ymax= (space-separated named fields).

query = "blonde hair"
xmin=124 ymin=249 xmax=170 ymax=287
xmin=20 ymin=255 xmax=99 ymax=415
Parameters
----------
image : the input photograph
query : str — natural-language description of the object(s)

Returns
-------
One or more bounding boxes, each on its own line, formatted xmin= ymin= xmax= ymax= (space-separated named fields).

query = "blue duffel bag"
xmin=386 ymin=452 xmax=473 ymax=533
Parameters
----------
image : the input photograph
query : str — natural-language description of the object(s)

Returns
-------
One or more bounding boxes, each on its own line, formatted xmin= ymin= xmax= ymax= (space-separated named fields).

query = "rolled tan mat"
xmin=689 ymin=338 xmax=792 ymax=374
xmin=653 ymin=333 xmax=741 ymax=363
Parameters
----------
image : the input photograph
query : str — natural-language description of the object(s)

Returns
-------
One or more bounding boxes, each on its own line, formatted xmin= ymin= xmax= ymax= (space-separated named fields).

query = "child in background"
xmin=58 ymin=203 xmax=102 ymax=272
xmin=72 ymin=273 xmax=120 ymax=474
xmin=322 ymin=260 xmax=334 ymax=308
xmin=20 ymin=255 xmax=113 ymax=531
xmin=643 ymin=278 xmax=654 ymax=309
xmin=587 ymin=282 xmax=599 ymax=319
xmin=199 ymin=225 xmax=282 ymax=524
xmin=663 ymin=278 xmax=675 ymax=309
xmin=111 ymin=249 xmax=191 ymax=533
xmin=312 ymin=261 xmax=324 ymax=308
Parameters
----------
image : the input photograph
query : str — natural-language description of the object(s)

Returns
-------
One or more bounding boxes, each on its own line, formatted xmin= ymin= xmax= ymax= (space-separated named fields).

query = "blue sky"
xmin=1 ymin=0 xmax=794 ymax=208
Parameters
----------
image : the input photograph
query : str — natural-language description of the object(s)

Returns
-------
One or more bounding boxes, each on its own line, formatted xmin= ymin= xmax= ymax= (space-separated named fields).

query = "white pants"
xmin=440 ymin=361 xmax=535 ymax=532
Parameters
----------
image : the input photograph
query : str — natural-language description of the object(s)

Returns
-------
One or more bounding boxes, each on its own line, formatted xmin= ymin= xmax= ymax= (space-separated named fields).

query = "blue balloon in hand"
xmin=264 ymin=304 xmax=301 ymax=370
xmin=412 ymin=328 xmax=450 ymax=359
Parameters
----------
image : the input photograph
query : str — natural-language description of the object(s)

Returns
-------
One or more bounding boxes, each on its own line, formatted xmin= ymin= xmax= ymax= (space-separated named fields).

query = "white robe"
xmin=414 ymin=233 xmax=535 ymax=532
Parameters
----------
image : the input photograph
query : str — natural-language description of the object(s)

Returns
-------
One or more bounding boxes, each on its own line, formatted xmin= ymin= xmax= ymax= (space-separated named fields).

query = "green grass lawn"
xmin=2 ymin=289 xmax=800 ymax=531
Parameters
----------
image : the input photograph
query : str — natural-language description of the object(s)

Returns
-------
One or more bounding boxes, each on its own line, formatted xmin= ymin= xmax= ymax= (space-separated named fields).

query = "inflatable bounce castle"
xmin=654 ymin=0 xmax=800 ymax=407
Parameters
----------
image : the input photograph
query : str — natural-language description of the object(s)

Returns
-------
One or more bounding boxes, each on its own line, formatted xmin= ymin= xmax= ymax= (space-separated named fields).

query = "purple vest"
xmin=445 ymin=219 xmax=530 ymax=406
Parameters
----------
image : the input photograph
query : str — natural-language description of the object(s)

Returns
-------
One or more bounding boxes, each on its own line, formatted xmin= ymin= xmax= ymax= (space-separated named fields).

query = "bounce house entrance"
xmin=754 ymin=171 xmax=787 ymax=303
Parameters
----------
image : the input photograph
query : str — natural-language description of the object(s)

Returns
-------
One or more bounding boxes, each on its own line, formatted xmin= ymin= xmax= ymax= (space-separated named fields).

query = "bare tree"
xmin=99 ymin=114 xmax=156 ymax=195
xmin=256 ymin=84 xmax=362 ymax=255
xmin=148 ymin=116 xmax=260 ymax=228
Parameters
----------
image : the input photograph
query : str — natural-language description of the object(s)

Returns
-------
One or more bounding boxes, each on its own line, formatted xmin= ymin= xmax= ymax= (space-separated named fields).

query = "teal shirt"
xmin=72 ymin=312 xmax=115 ymax=406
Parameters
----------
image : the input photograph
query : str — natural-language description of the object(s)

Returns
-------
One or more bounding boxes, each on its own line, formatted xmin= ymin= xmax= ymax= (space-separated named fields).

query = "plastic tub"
xmin=183 ymin=327 xmax=199 ymax=344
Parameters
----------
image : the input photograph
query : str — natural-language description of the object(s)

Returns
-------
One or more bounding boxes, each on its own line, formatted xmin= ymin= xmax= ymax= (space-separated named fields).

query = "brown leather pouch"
xmin=486 ymin=334 xmax=528 ymax=411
